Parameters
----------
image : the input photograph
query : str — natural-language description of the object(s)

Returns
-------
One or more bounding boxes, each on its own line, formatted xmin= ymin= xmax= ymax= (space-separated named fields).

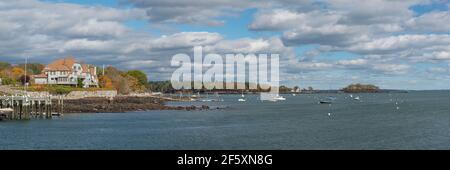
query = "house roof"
xmin=43 ymin=57 xmax=97 ymax=76
xmin=32 ymin=73 xmax=47 ymax=78
xmin=44 ymin=57 xmax=75 ymax=71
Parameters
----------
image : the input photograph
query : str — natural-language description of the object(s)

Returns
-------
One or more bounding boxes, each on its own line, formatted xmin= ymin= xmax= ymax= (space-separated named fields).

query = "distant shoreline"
xmin=61 ymin=96 xmax=210 ymax=114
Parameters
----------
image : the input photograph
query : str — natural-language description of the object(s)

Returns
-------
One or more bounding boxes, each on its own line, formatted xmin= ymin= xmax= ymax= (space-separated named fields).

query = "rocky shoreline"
xmin=61 ymin=96 xmax=210 ymax=113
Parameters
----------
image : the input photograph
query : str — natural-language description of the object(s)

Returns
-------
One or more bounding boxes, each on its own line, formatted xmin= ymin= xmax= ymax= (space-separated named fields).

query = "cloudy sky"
xmin=0 ymin=0 xmax=449 ymax=90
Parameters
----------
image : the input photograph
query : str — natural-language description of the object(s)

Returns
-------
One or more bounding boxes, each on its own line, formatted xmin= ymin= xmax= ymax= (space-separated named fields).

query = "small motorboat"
xmin=353 ymin=96 xmax=360 ymax=100
xmin=319 ymin=100 xmax=332 ymax=104
xmin=273 ymin=95 xmax=286 ymax=101
xmin=238 ymin=98 xmax=246 ymax=102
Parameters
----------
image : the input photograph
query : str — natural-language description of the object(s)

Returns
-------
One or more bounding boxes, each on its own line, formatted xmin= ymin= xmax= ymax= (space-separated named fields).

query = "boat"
xmin=353 ymin=96 xmax=360 ymax=100
xmin=238 ymin=98 xmax=246 ymax=102
xmin=319 ymin=100 xmax=332 ymax=104
xmin=214 ymin=92 xmax=224 ymax=102
xmin=201 ymin=99 xmax=214 ymax=102
xmin=273 ymin=95 xmax=286 ymax=101
xmin=0 ymin=108 xmax=13 ymax=120
xmin=326 ymin=96 xmax=337 ymax=101
xmin=0 ymin=108 xmax=13 ymax=113
xmin=292 ymin=93 xmax=296 ymax=96
xmin=52 ymin=112 xmax=62 ymax=117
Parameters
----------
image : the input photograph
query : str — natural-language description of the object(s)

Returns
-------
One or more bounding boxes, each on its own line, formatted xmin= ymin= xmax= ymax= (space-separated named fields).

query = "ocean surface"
xmin=1 ymin=91 xmax=450 ymax=150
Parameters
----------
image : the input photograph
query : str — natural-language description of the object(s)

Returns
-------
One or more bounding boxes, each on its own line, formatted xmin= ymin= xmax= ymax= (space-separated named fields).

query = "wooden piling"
xmin=0 ymin=95 xmax=63 ymax=121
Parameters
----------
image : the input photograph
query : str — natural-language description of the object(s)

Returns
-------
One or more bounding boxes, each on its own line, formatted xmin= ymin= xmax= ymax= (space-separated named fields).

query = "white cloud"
xmin=124 ymin=0 xmax=268 ymax=25
xmin=150 ymin=32 xmax=223 ymax=50
xmin=372 ymin=64 xmax=410 ymax=74
xmin=67 ymin=19 xmax=128 ymax=37
xmin=336 ymin=59 xmax=368 ymax=66
xmin=432 ymin=51 xmax=450 ymax=60
xmin=406 ymin=11 xmax=450 ymax=32
xmin=1 ymin=0 xmax=450 ymax=89
xmin=62 ymin=39 xmax=117 ymax=52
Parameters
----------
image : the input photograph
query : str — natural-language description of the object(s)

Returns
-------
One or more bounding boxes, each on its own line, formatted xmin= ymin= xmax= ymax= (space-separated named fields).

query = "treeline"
xmin=0 ymin=61 xmax=44 ymax=85
xmin=98 ymin=66 xmax=149 ymax=94
xmin=146 ymin=81 xmax=301 ymax=93
xmin=0 ymin=61 xmax=150 ymax=94
xmin=1 ymin=61 xmax=304 ymax=94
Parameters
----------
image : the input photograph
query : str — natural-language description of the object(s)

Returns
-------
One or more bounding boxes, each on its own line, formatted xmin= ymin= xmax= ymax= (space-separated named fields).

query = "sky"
xmin=0 ymin=0 xmax=449 ymax=90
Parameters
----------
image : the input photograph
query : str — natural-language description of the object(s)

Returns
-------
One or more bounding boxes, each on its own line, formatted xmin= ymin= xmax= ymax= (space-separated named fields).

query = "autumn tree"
xmin=126 ymin=70 xmax=148 ymax=86
xmin=99 ymin=75 xmax=113 ymax=88
xmin=17 ymin=63 xmax=45 ymax=75
xmin=11 ymin=67 xmax=24 ymax=80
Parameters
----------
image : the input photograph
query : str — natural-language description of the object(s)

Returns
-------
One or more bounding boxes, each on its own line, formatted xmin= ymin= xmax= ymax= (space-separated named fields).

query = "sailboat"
xmin=238 ymin=91 xmax=246 ymax=102
xmin=215 ymin=92 xmax=223 ymax=102
xmin=190 ymin=92 xmax=199 ymax=101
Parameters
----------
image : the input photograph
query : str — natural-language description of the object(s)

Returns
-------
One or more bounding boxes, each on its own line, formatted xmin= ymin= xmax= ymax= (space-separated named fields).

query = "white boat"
xmin=0 ymin=108 xmax=13 ymax=113
xmin=238 ymin=98 xmax=246 ymax=102
xmin=353 ymin=96 xmax=360 ymax=100
xmin=273 ymin=95 xmax=286 ymax=101
xmin=292 ymin=93 xmax=296 ymax=96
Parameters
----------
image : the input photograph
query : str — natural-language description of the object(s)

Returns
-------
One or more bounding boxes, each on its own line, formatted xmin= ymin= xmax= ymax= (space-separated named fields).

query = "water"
xmin=1 ymin=91 xmax=450 ymax=150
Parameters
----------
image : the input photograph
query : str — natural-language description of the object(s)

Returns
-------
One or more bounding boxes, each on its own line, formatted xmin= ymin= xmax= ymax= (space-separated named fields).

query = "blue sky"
xmin=1 ymin=0 xmax=450 ymax=90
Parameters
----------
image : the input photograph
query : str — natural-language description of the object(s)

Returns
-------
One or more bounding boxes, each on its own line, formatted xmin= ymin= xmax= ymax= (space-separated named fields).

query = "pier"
xmin=0 ymin=95 xmax=64 ymax=121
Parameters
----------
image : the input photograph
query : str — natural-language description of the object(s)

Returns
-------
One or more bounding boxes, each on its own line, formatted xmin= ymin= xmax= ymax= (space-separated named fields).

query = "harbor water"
xmin=1 ymin=91 xmax=450 ymax=149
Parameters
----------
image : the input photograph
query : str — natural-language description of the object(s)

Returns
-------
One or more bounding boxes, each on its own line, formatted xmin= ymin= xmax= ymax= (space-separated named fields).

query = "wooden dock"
xmin=0 ymin=95 xmax=64 ymax=121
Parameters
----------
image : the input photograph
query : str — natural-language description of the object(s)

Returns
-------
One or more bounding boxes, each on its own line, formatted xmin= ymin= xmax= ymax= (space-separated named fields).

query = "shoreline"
xmin=60 ymin=96 xmax=210 ymax=114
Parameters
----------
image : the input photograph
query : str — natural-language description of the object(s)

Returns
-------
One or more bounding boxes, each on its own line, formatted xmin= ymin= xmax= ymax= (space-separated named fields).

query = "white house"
xmin=33 ymin=57 xmax=98 ymax=88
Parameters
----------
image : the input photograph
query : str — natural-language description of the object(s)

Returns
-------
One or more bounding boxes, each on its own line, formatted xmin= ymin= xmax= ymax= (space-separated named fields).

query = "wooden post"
xmin=11 ymin=97 xmax=15 ymax=120
xmin=61 ymin=96 xmax=64 ymax=116
xmin=24 ymin=98 xmax=30 ymax=120
xmin=46 ymin=96 xmax=52 ymax=119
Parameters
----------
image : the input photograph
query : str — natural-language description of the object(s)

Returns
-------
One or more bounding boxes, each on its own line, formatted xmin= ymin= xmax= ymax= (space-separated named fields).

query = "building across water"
xmin=33 ymin=57 xmax=98 ymax=88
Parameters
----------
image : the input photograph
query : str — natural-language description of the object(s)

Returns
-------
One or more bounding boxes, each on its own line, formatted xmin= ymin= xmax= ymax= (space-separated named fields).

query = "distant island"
xmin=342 ymin=84 xmax=380 ymax=93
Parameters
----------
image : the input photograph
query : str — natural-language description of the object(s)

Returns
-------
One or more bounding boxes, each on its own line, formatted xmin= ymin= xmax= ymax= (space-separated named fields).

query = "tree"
xmin=148 ymin=81 xmax=174 ymax=93
xmin=0 ymin=62 xmax=11 ymax=71
xmin=11 ymin=67 xmax=24 ymax=79
xmin=77 ymin=78 xmax=83 ymax=88
xmin=1 ymin=77 xmax=14 ymax=85
xmin=126 ymin=70 xmax=148 ymax=86
xmin=17 ymin=63 xmax=44 ymax=75
xmin=293 ymin=86 xmax=300 ymax=92
xmin=19 ymin=75 xmax=31 ymax=85
xmin=99 ymin=75 xmax=113 ymax=88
